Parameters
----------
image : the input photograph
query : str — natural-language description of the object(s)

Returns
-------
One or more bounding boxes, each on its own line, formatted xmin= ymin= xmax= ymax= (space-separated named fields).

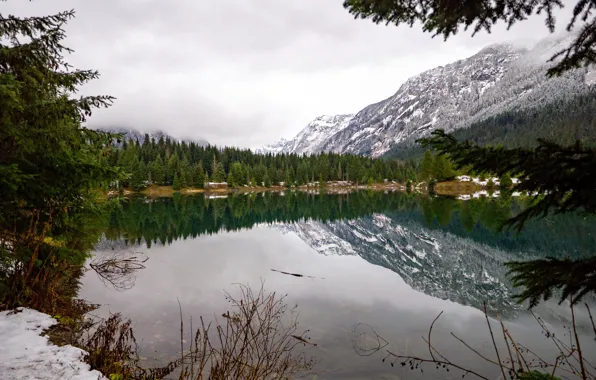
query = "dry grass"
xmin=124 ymin=183 xmax=406 ymax=198
xmin=75 ymin=282 xmax=317 ymax=380
xmin=140 ymin=185 xmax=180 ymax=197
xmin=434 ymin=180 xmax=483 ymax=196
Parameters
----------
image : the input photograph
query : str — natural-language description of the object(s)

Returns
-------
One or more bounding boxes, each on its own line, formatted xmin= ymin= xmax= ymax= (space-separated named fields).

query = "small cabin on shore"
xmin=205 ymin=182 xmax=228 ymax=190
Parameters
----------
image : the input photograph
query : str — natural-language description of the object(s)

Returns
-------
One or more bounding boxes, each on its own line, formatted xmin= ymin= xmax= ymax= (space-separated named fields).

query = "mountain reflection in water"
xmin=95 ymin=191 xmax=595 ymax=318
xmin=83 ymin=191 xmax=596 ymax=379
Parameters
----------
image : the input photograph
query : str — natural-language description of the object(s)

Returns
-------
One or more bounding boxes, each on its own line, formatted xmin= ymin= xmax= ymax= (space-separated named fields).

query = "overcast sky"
xmin=3 ymin=1 xmax=574 ymax=148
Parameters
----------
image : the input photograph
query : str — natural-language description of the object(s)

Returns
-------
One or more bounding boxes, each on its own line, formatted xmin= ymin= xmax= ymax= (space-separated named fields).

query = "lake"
xmin=80 ymin=191 xmax=596 ymax=379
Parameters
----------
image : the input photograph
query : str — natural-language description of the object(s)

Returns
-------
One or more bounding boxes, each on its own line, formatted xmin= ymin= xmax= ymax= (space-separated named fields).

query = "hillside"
xmin=259 ymin=34 xmax=595 ymax=158
xmin=255 ymin=115 xmax=354 ymax=155
xmin=384 ymin=88 xmax=596 ymax=160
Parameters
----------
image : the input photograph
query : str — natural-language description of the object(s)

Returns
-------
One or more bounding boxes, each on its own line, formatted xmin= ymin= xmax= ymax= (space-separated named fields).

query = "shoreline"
xmin=107 ymin=181 xmax=515 ymax=198
xmin=108 ymin=182 xmax=408 ymax=198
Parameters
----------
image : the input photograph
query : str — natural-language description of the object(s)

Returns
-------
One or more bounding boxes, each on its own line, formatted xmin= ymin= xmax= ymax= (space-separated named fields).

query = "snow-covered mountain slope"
xmin=283 ymin=114 xmax=354 ymax=155
xmin=255 ymin=114 xmax=354 ymax=155
xmin=253 ymin=138 xmax=289 ymax=155
xmin=262 ymin=34 xmax=594 ymax=157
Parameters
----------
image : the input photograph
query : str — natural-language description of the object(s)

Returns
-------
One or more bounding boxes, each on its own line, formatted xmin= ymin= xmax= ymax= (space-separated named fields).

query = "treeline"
xmin=384 ymin=89 xmax=596 ymax=161
xmin=109 ymin=136 xmax=420 ymax=190
xmin=414 ymin=150 xmax=513 ymax=188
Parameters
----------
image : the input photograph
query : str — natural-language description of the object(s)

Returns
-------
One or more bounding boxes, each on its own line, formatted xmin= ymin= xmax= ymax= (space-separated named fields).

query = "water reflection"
xmin=83 ymin=191 xmax=596 ymax=379
xmin=101 ymin=191 xmax=416 ymax=248
xmin=95 ymin=192 xmax=596 ymax=317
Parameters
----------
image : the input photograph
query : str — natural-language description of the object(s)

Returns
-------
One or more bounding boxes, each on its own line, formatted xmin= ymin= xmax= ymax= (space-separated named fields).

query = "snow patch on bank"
xmin=0 ymin=308 xmax=106 ymax=380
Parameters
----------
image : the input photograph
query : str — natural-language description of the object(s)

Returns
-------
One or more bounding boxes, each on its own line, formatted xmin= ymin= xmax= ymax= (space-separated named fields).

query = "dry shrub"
xmin=179 ymin=282 xmax=317 ymax=379
xmin=44 ymin=298 xmax=99 ymax=347
xmin=81 ymin=313 xmax=142 ymax=378
xmin=77 ymin=282 xmax=316 ymax=380
xmin=354 ymin=300 xmax=596 ymax=380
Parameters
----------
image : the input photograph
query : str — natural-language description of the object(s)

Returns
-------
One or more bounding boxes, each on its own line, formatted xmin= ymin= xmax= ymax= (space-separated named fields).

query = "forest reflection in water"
xmin=100 ymin=191 xmax=595 ymax=260
xmin=83 ymin=191 xmax=596 ymax=379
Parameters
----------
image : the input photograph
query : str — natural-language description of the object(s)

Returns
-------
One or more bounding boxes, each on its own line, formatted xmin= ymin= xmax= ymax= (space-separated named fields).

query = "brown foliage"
xmin=178 ymin=282 xmax=317 ymax=379
xmin=76 ymin=282 xmax=316 ymax=380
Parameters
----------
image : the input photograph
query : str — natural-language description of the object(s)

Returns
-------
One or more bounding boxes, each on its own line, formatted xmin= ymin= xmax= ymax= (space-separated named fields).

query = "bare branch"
xmin=427 ymin=311 xmax=443 ymax=361
xmin=483 ymin=302 xmax=508 ymax=380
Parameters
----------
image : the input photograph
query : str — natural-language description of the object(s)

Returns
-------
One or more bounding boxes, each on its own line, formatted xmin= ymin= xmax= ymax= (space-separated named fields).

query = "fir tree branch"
xmin=506 ymin=258 xmax=596 ymax=307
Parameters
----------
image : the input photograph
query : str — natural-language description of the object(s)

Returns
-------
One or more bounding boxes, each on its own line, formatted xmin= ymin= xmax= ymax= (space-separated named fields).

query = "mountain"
xmin=385 ymin=85 xmax=596 ymax=160
xmin=261 ymin=34 xmax=595 ymax=157
xmin=253 ymin=138 xmax=289 ymax=155
xmin=98 ymin=127 xmax=209 ymax=146
xmin=255 ymin=114 xmax=354 ymax=155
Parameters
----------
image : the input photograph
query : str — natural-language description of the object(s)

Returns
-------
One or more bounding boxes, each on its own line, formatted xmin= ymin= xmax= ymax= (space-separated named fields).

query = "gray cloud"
xmin=3 ymin=0 xmax=575 ymax=147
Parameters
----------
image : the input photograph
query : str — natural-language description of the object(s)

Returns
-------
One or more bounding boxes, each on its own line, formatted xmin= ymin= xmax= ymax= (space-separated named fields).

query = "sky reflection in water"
xmin=81 ymin=194 xmax=596 ymax=379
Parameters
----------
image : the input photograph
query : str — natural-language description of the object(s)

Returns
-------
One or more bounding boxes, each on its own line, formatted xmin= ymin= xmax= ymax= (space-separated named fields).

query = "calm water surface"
xmin=81 ymin=192 xmax=596 ymax=379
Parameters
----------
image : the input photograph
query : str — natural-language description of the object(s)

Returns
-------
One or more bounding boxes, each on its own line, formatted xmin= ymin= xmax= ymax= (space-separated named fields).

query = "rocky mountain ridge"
xmin=259 ymin=34 xmax=594 ymax=157
xmin=255 ymin=114 xmax=354 ymax=155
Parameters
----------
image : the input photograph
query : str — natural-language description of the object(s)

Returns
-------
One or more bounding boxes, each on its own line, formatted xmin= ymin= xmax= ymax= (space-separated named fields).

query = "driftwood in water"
xmin=270 ymin=269 xmax=324 ymax=279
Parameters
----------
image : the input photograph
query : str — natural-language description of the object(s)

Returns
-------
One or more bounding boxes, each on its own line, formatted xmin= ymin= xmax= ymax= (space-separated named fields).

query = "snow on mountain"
xmin=283 ymin=114 xmax=355 ymax=155
xmin=261 ymin=34 xmax=593 ymax=157
xmin=321 ymin=44 xmax=521 ymax=157
xmin=254 ymin=114 xmax=354 ymax=155
xmin=253 ymin=138 xmax=289 ymax=155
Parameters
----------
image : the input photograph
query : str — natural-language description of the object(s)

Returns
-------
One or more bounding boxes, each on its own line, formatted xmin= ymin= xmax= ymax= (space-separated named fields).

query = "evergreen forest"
xmin=110 ymin=136 xmax=420 ymax=190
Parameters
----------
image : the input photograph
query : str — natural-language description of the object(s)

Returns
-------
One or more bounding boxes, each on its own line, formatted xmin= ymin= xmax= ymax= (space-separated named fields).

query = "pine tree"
xmin=166 ymin=153 xmax=179 ymax=185
xmin=0 ymin=9 xmax=122 ymax=308
xmin=152 ymin=155 xmax=165 ymax=185
xmin=211 ymin=156 xmax=226 ymax=182
xmin=179 ymin=158 xmax=190 ymax=188
xmin=296 ymin=163 xmax=309 ymax=185
xmin=263 ymin=173 xmax=272 ymax=188
xmin=193 ymin=163 xmax=205 ymax=188
xmin=285 ymin=166 xmax=295 ymax=187
xmin=500 ymin=173 xmax=513 ymax=189
xmin=227 ymin=170 xmax=236 ymax=188
xmin=179 ymin=169 xmax=188 ymax=189
xmin=129 ymin=157 xmax=145 ymax=190
xmin=172 ymin=172 xmax=181 ymax=191
xmin=431 ymin=154 xmax=448 ymax=181
xmin=420 ymin=129 xmax=596 ymax=305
